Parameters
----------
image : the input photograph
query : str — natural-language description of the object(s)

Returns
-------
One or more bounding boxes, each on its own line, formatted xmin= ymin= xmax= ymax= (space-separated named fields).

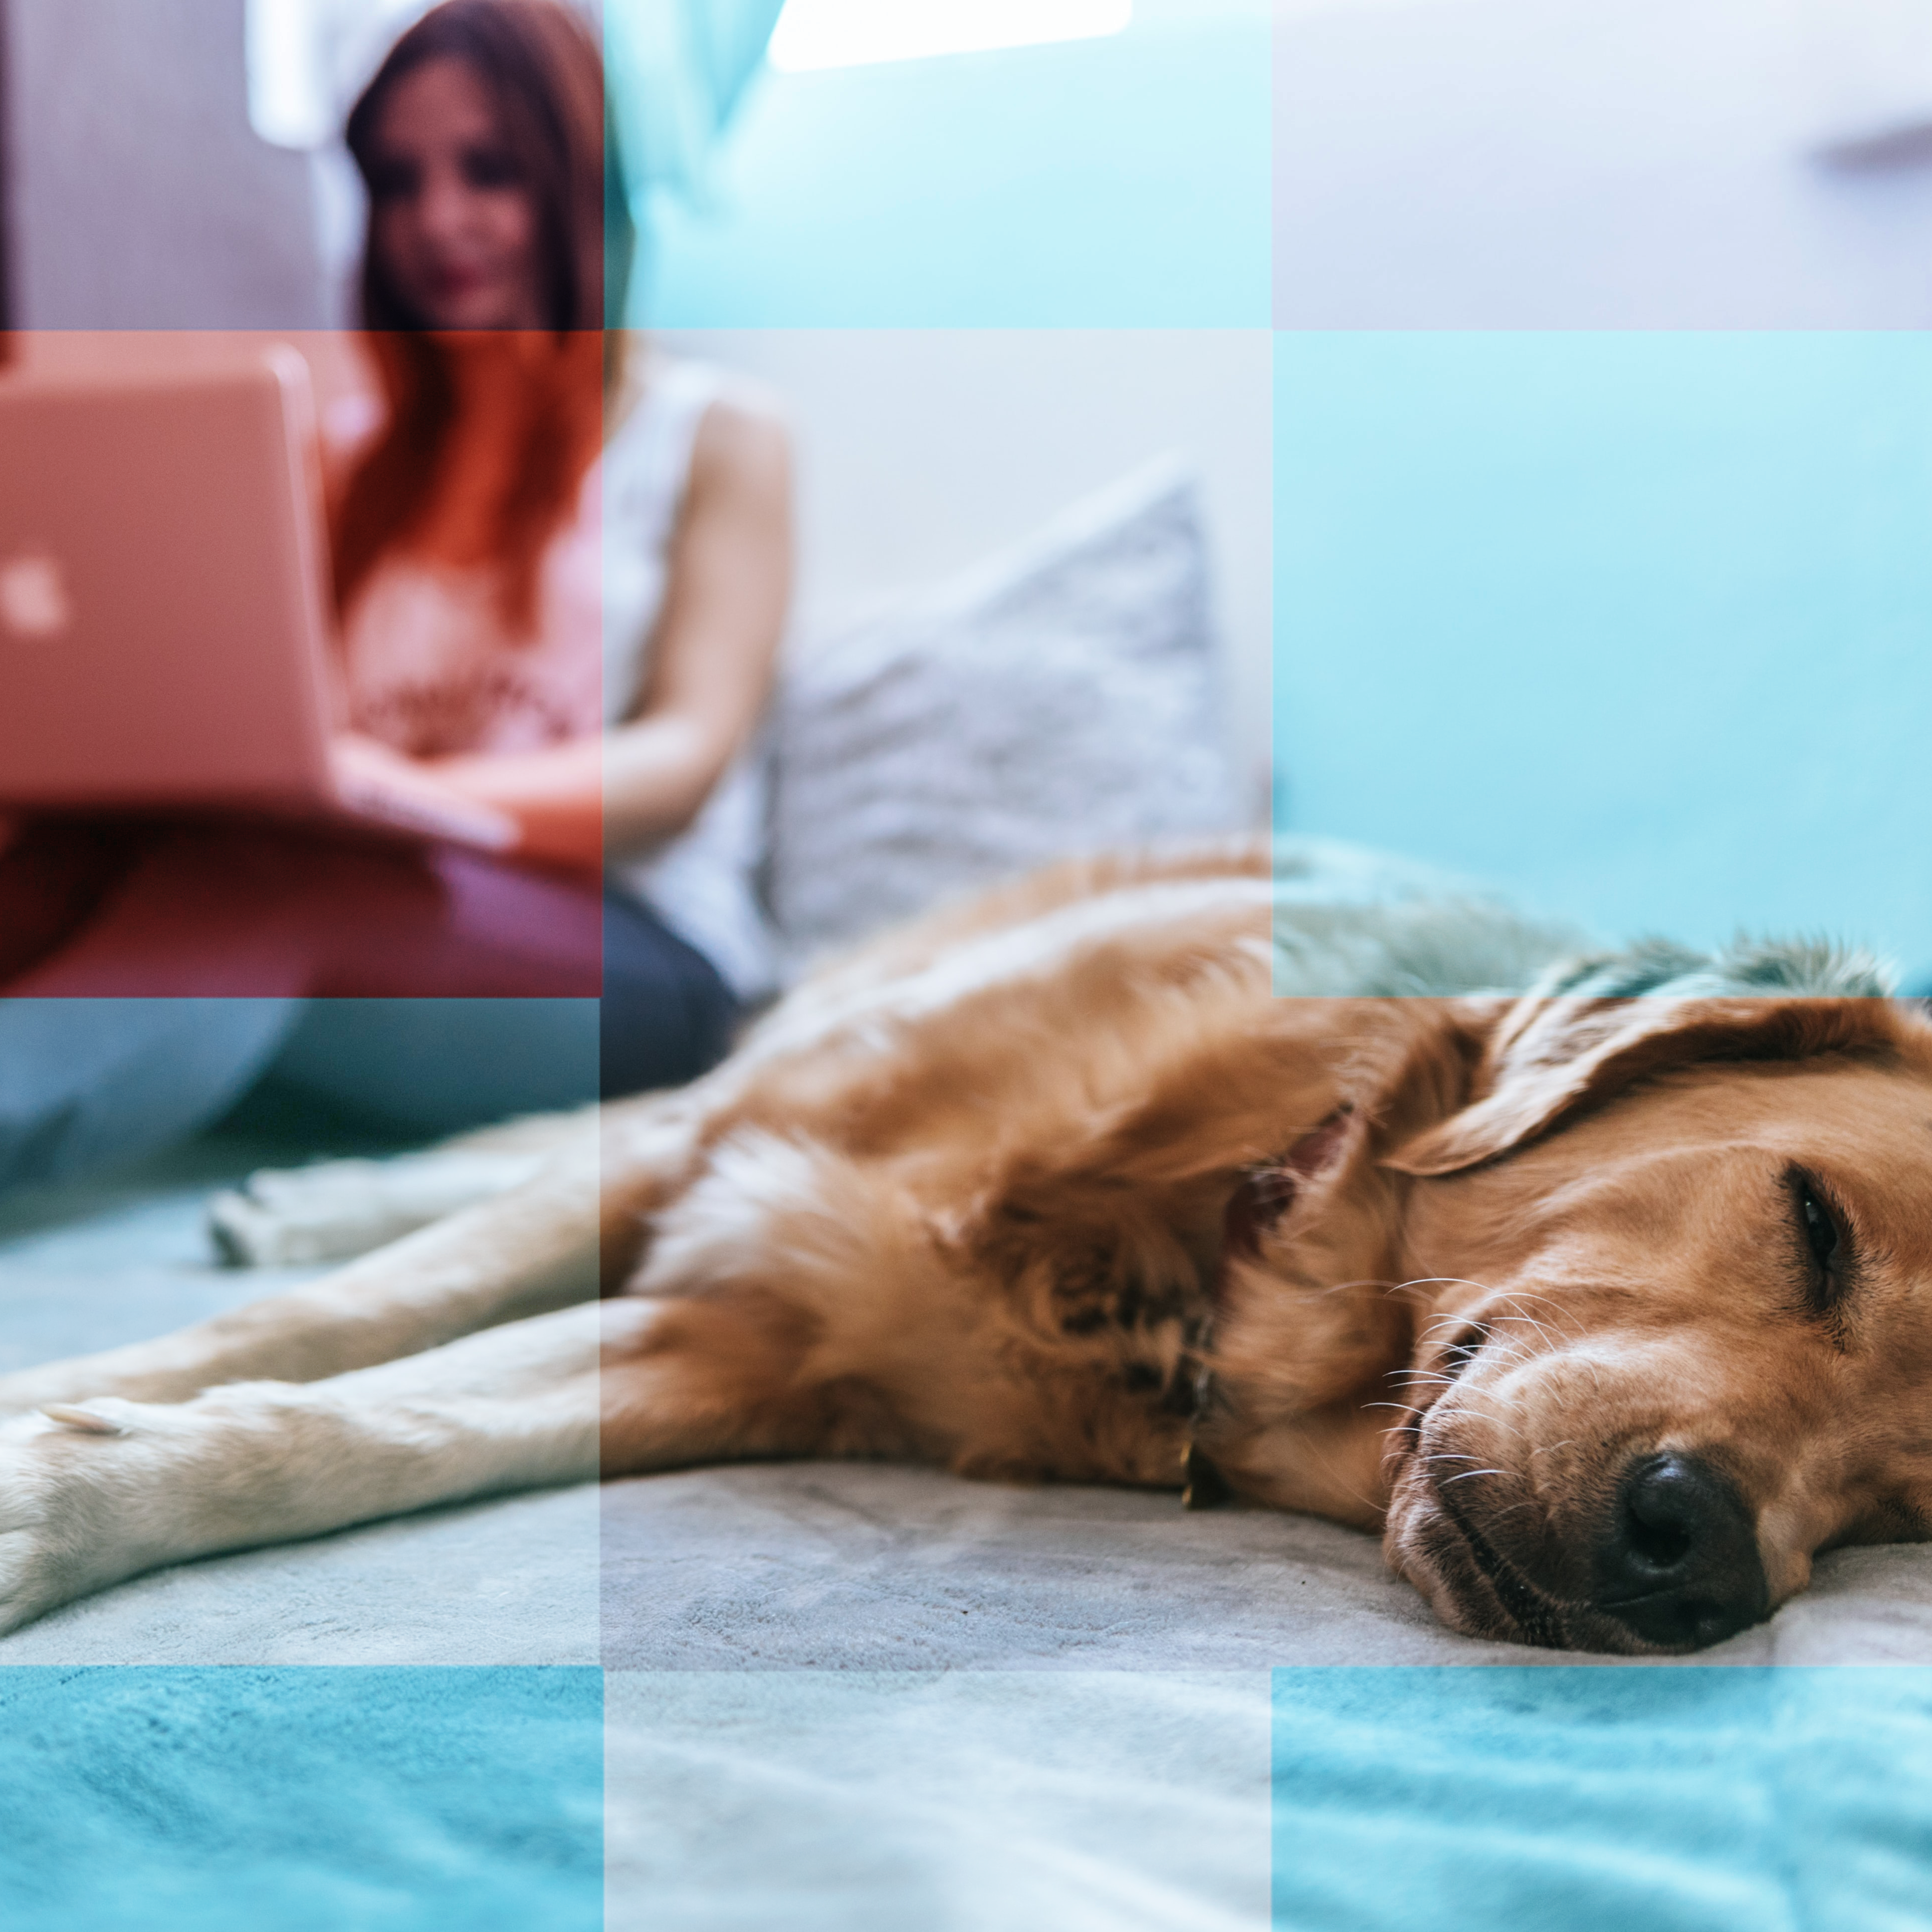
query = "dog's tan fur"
xmin=600 ymin=839 xmax=1932 ymax=1651
xmin=3 ymin=836 xmax=1929 ymax=1650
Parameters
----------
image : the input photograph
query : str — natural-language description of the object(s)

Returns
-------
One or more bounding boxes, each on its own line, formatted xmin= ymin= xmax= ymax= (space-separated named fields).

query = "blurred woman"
xmin=0 ymin=0 xmax=792 ymax=1178
xmin=316 ymin=0 xmax=791 ymax=1093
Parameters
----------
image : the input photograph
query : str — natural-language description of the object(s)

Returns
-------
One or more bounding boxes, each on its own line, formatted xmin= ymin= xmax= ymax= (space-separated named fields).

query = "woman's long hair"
xmin=332 ymin=0 xmax=635 ymax=635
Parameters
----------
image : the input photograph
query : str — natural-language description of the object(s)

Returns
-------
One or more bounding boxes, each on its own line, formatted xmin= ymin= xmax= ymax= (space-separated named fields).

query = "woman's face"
xmin=365 ymin=55 xmax=545 ymax=331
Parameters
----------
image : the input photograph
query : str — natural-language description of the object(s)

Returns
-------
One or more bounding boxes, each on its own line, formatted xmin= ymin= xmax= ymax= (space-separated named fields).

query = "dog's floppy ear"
xmin=1384 ymin=990 xmax=1900 ymax=1178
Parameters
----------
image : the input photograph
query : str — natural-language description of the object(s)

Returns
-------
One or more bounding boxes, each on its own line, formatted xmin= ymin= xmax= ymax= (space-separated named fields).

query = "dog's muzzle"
xmin=1592 ymin=1452 xmax=1769 ymax=1650
xmin=1413 ymin=1443 xmax=1773 ymax=1653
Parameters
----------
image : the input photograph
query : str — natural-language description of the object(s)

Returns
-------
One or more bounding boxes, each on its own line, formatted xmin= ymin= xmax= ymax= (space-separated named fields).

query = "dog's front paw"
xmin=0 ymin=1403 xmax=165 ymax=1636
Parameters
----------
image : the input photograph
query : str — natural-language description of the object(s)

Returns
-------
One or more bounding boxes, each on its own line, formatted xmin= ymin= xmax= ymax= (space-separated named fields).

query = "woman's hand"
xmin=424 ymin=736 xmax=608 ymax=874
xmin=328 ymin=732 xmax=523 ymax=858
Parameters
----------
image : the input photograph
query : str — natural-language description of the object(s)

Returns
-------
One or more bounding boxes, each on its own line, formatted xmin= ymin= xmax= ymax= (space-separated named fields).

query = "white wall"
xmin=664 ymin=329 xmax=1275 ymax=816
xmin=1276 ymin=0 xmax=1932 ymax=328
xmin=5 ymin=0 xmax=323 ymax=329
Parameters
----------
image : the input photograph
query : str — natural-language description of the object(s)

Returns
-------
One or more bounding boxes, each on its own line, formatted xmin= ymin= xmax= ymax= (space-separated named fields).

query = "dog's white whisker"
xmin=1424 ymin=1396 xmax=1534 ymax=1447
xmin=1493 ymin=1312 xmax=1561 ymax=1343
xmin=1492 ymin=1303 xmax=1583 ymax=1346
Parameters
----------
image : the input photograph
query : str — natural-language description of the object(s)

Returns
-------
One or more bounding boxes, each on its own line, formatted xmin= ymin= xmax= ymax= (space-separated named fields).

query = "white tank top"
xmin=339 ymin=356 xmax=776 ymax=1000
xmin=601 ymin=359 xmax=776 ymax=1002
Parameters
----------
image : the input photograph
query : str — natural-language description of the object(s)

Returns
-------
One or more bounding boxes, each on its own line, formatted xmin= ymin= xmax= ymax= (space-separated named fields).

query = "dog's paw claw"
xmin=39 ymin=1405 xmax=126 ymax=1437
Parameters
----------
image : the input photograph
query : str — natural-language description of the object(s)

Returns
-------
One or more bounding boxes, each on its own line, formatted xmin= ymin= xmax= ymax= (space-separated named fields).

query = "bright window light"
xmin=247 ymin=0 xmax=592 ymax=149
xmin=246 ymin=0 xmax=435 ymax=148
xmin=768 ymin=0 xmax=1133 ymax=73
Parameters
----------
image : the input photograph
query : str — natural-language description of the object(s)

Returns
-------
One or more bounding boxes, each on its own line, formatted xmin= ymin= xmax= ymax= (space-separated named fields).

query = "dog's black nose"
xmin=1594 ymin=1452 xmax=1769 ymax=1650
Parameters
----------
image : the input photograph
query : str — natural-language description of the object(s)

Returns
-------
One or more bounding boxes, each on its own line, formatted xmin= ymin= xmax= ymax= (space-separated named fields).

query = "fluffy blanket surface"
xmin=0 ymin=1667 xmax=603 ymax=1930
xmin=6 ymin=1147 xmax=1932 ymax=1928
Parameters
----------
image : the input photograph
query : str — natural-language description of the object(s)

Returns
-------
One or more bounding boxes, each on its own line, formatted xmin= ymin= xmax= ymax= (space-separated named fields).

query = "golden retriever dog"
xmin=0 ymin=837 xmax=1925 ymax=1653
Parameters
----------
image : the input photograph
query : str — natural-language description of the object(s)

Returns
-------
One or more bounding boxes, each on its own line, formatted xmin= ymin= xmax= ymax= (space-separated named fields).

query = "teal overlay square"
xmin=637 ymin=0 xmax=1271 ymax=328
xmin=611 ymin=1669 xmax=1273 ymax=1926
xmin=1272 ymin=1667 xmax=1932 ymax=1932
xmin=0 ymin=1668 xmax=604 ymax=1930
xmin=1273 ymin=331 xmax=1932 ymax=979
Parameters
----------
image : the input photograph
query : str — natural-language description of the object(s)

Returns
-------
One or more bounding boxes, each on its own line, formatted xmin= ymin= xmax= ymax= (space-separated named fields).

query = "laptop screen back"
xmin=0 ymin=351 xmax=335 ymax=807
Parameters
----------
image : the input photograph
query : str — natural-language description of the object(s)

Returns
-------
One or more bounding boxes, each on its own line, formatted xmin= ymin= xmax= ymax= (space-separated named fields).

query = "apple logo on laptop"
xmin=0 ymin=552 xmax=72 ymax=641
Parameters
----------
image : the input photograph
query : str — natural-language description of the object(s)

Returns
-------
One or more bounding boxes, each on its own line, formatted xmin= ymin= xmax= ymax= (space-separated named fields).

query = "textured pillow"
xmin=764 ymin=461 xmax=1242 ymax=973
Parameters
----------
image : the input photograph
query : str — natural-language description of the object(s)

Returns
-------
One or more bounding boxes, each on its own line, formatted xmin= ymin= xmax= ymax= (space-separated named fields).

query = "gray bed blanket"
xmin=11 ymin=1116 xmax=1927 ymax=1677
xmin=7 ymin=1123 xmax=1932 ymax=1930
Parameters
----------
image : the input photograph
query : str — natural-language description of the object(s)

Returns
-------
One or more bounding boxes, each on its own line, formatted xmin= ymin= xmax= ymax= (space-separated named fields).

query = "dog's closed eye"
xmin=1787 ymin=1165 xmax=1854 ymax=1330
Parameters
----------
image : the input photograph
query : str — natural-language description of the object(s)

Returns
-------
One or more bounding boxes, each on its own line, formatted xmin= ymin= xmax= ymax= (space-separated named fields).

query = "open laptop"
xmin=0 ymin=346 xmax=514 ymax=851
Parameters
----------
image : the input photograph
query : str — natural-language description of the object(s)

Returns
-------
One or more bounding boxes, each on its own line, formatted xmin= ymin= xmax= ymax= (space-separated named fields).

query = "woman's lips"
xmin=425 ymin=265 xmax=492 ymax=301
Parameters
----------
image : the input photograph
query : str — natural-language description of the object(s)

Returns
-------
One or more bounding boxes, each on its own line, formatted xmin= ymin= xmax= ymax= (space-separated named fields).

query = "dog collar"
xmin=1177 ymin=1346 xmax=1230 ymax=1508
xmin=1180 ymin=1438 xmax=1231 ymax=1509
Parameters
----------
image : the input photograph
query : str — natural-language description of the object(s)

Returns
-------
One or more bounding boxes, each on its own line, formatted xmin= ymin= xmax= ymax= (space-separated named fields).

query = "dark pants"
xmin=599 ymin=888 xmax=741 ymax=1095
xmin=0 ymin=818 xmax=607 ymax=997
xmin=258 ymin=898 xmax=740 ymax=1137
xmin=0 ymin=817 xmax=742 ymax=1139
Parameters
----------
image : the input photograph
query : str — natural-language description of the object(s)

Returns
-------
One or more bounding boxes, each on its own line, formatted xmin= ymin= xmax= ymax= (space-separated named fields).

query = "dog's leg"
xmin=206 ymin=1108 xmax=603 ymax=1268
xmin=0 ymin=1091 xmax=705 ymax=1418
xmin=207 ymin=1149 xmax=555 ymax=1268
xmin=600 ymin=1295 xmax=826 ymax=1476
xmin=0 ymin=1300 xmax=616 ymax=1637
xmin=600 ymin=1290 xmax=933 ymax=1478
xmin=0 ymin=1140 xmax=609 ymax=1414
